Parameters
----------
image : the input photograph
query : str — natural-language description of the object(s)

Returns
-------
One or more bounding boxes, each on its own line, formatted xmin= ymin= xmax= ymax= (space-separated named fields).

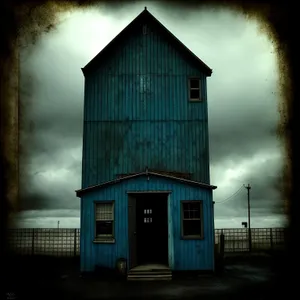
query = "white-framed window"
xmin=94 ymin=201 xmax=115 ymax=242
xmin=188 ymin=78 xmax=201 ymax=101
xmin=181 ymin=200 xmax=204 ymax=239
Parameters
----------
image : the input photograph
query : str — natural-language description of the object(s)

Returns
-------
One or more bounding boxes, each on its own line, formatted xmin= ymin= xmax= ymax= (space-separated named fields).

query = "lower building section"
xmin=77 ymin=173 xmax=216 ymax=274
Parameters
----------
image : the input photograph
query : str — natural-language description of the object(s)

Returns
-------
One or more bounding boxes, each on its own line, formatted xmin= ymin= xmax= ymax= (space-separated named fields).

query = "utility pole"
xmin=245 ymin=184 xmax=252 ymax=252
xmin=57 ymin=221 xmax=60 ymax=229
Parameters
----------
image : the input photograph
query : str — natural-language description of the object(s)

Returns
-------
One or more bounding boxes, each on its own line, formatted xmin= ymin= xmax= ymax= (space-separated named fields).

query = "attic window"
xmin=189 ymin=78 xmax=201 ymax=101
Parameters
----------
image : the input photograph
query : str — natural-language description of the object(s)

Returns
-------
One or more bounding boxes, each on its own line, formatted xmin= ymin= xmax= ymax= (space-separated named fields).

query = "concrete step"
xmin=127 ymin=273 xmax=172 ymax=281
xmin=128 ymin=270 xmax=172 ymax=275
xmin=127 ymin=264 xmax=172 ymax=281
xmin=129 ymin=268 xmax=172 ymax=272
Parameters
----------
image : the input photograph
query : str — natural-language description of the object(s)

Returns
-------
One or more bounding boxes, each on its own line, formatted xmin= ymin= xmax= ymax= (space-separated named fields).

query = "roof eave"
xmin=75 ymin=171 xmax=217 ymax=197
xmin=81 ymin=68 xmax=86 ymax=77
xmin=149 ymin=171 xmax=217 ymax=189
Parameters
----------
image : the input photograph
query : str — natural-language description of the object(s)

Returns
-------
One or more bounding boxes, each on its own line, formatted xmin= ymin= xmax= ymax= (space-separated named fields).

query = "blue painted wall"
xmin=80 ymin=174 xmax=214 ymax=272
xmin=82 ymin=18 xmax=211 ymax=188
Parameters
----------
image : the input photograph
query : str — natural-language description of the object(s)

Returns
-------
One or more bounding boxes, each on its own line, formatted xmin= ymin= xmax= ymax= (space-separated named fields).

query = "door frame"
xmin=127 ymin=191 xmax=172 ymax=270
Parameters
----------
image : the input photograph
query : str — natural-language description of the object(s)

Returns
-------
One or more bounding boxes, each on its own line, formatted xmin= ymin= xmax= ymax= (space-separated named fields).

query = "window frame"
xmin=180 ymin=200 xmax=204 ymax=240
xmin=188 ymin=77 xmax=202 ymax=102
xmin=93 ymin=200 xmax=115 ymax=244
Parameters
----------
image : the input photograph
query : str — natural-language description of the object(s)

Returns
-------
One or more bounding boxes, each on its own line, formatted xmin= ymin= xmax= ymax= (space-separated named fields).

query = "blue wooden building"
xmin=76 ymin=8 xmax=217 ymax=277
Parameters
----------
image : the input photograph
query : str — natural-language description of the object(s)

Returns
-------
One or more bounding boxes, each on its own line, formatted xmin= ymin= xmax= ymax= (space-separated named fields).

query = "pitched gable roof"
xmin=75 ymin=170 xmax=217 ymax=197
xmin=82 ymin=7 xmax=212 ymax=76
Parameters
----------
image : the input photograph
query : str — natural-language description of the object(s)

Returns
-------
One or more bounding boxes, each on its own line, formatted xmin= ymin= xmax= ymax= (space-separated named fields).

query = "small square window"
xmin=189 ymin=78 xmax=201 ymax=101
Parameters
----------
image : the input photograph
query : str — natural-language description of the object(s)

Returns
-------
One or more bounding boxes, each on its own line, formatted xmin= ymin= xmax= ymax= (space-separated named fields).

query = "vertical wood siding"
xmin=82 ymin=20 xmax=210 ymax=188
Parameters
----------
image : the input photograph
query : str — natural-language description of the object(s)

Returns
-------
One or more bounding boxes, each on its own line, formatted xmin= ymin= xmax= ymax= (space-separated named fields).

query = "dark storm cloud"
xmin=19 ymin=170 xmax=81 ymax=211
xmin=17 ymin=3 xmax=283 ymax=226
xmin=19 ymin=189 xmax=80 ymax=211
xmin=214 ymin=152 xmax=283 ymax=218
xmin=19 ymin=39 xmax=84 ymax=211
xmin=244 ymin=156 xmax=284 ymax=215
xmin=20 ymin=48 xmax=84 ymax=146
xmin=209 ymin=90 xmax=279 ymax=166
xmin=19 ymin=192 xmax=54 ymax=211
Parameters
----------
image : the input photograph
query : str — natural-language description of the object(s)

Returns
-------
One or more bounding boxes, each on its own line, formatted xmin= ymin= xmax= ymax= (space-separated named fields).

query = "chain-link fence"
xmin=8 ymin=228 xmax=80 ymax=256
xmin=215 ymin=227 xmax=286 ymax=252
xmin=7 ymin=227 xmax=285 ymax=256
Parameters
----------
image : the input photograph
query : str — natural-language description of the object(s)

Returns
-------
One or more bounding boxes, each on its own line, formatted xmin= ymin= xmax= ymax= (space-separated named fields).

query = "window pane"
xmin=96 ymin=203 xmax=113 ymax=220
xmin=190 ymin=79 xmax=199 ymax=89
xmin=190 ymin=89 xmax=200 ymax=99
xmin=183 ymin=210 xmax=190 ymax=219
xmin=96 ymin=221 xmax=113 ymax=235
xmin=183 ymin=202 xmax=201 ymax=219
xmin=183 ymin=220 xmax=201 ymax=236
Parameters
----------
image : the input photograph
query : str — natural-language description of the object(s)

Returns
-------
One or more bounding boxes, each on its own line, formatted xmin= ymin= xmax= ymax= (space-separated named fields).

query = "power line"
xmin=245 ymin=183 xmax=252 ymax=251
xmin=215 ymin=185 xmax=244 ymax=204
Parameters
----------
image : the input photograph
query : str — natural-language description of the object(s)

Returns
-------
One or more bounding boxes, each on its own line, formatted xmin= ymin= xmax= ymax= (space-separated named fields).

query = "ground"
xmin=5 ymin=251 xmax=286 ymax=300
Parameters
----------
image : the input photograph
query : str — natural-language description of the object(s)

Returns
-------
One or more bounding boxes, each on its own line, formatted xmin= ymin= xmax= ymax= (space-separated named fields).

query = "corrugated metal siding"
xmin=171 ymin=185 xmax=213 ymax=270
xmin=82 ymin=20 xmax=210 ymax=188
xmin=80 ymin=175 xmax=214 ymax=272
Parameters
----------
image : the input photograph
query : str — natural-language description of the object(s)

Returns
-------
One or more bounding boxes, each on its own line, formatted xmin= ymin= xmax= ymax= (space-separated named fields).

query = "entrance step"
xmin=127 ymin=264 xmax=172 ymax=281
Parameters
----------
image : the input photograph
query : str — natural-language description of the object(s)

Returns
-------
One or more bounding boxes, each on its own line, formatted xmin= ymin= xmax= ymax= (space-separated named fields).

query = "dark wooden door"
xmin=128 ymin=195 xmax=137 ymax=269
xmin=136 ymin=194 xmax=168 ymax=265
xmin=137 ymin=196 xmax=153 ymax=264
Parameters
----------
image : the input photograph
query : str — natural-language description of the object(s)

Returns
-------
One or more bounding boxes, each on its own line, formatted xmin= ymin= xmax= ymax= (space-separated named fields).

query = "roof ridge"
xmin=81 ymin=8 xmax=212 ymax=76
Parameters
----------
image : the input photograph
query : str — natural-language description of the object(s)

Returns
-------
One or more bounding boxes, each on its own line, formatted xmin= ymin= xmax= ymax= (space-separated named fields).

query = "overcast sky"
xmin=13 ymin=1 xmax=286 ymax=229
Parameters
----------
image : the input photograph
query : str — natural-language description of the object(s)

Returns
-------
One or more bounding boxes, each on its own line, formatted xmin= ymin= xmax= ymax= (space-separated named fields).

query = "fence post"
xmin=218 ymin=230 xmax=225 ymax=272
xmin=74 ymin=229 xmax=77 ymax=257
xmin=270 ymin=228 xmax=273 ymax=250
xmin=220 ymin=230 xmax=225 ymax=257
xmin=32 ymin=228 xmax=35 ymax=255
